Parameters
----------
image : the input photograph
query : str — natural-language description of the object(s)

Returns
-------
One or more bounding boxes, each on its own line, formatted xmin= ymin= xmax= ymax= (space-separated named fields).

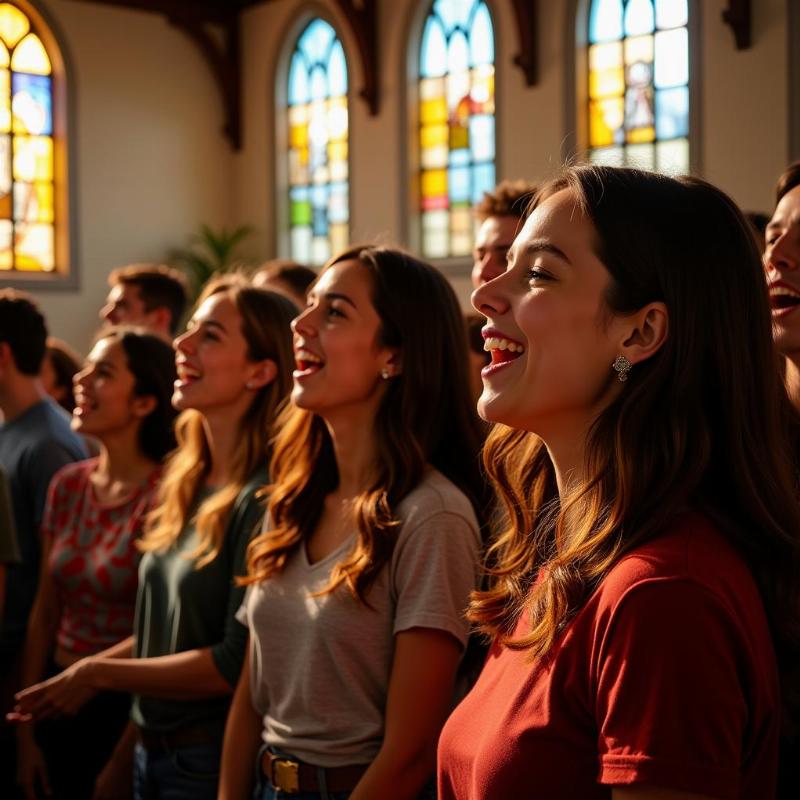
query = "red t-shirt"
xmin=438 ymin=512 xmax=780 ymax=799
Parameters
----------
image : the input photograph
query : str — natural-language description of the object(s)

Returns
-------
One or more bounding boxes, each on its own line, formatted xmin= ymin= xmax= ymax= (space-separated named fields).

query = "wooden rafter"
xmin=509 ymin=0 xmax=538 ymax=86
xmin=722 ymin=0 xmax=752 ymax=50
xmin=332 ymin=0 xmax=379 ymax=115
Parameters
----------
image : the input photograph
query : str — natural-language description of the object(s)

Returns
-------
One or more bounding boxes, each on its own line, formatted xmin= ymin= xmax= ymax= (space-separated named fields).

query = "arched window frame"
xmin=0 ymin=0 xmax=77 ymax=291
xmin=405 ymin=0 xmax=499 ymax=274
xmin=564 ymin=0 xmax=702 ymax=175
xmin=275 ymin=8 xmax=352 ymax=268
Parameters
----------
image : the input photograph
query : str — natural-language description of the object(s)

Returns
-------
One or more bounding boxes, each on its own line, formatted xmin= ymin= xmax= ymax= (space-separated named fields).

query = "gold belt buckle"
xmin=271 ymin=757 xmax=300 ymax=794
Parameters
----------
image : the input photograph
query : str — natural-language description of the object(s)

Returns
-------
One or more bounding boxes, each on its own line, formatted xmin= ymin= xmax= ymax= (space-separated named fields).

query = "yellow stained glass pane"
xmin=0 ymin=219 xmax=11 ymax=268
xmin=421 ymin=123 xmax=448 ymax=149
xmin=0 ymin=189 xmax=10 ymax=219
xmin=420 ymin=76 xmax=445 ymax=101
xmin=288 ymin=104 xmax=308 ymax=126
xmin=627 ymin=126 xmax=655 ymax=144
xmin=0 ymin=69 xmax=9 ymax=132
xmin=589 ymin=97 xmax=624 ymax=147
xmin=421 ymin=169 xmax=447 ymax=198
xmin=289 ymin=124 xmax=307 ymax=149
xmin=420 ymin=145 xmax=448 ymax=170
xmin=329 ymin=159 xmax=347 ymax=182
xmin=11 ymin=33 xmax=50 ymax=76
xmin=0 ymin=4 xmax=29 ymax=50
xmin=625 ymin=35 xmax=654 ymax=65
xmin=589 ymin=42 xmax=623 ymax=71
xmin=13 ymin=135 xmax=53 ymax=182
xmin=449 ymin=123 xmax=468 ymax=150
xmin=0 ymin=40 xmax=8 ymax=68
xmin=328 ymin=140 xmax=347 ymax=162
xmin=330 ymin=223 xmax=348 ymax=255
xmin=14 ymin=221 xmax=54 ymax=271
xmin=420 ymin=96 xmax=447 ymax=125
xmin=14 ymin=181 xmax=53 ymax=223
xmin=589 ymin=66 xmax=624 ymax=99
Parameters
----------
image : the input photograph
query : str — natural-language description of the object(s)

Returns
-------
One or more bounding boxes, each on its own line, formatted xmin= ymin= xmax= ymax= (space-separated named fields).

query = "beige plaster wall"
xmin=10 ymin=0 xmax=234 ymax=353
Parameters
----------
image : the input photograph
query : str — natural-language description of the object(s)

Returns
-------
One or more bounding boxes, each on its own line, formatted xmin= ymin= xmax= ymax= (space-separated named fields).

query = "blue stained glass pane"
xmin=433 ymin=0 xmax=475 ymax=32
xmin=288 ymin=52 xmax=308 ymax=105
xmin=312 ymin=206 xmax=329 ymax=236
xmin=655 ymin=0 xmax=688 ymax=29
xmin=329 ymin=182 xmax=348 ymax=223
xmin=328 ymin=40 xmax=347 ymax=95
xmin=298 ymin=19 xmax=335 ymax=65
xmin=589 ymin=0 xmax=623 ymax=43
xmin=449 ymin=148 xmax=470 ymax=167
xmin=471 ymin=162 xmax=495 ymax=205
xmin=447 ymin=30 xmax=470 ymax=75
xmin=655 ymin=86 xmax=689 ymax=139
xmin=11 ymin=73 xmax=52 ymax=136
xmin=310 ymin=67 xmax=328 ymax=101
xmin=624 ymin=0 xmax=654 ymax=36
xmin=469 ymin=3 xmax=493 ymax=66
xmin=420 ymin=16 xmax=448 ymax=77
xmin=469 ymin=114 xmax=494 ymax=161
xmin=449 ymin=165 xmax=470 ymax=202
xmin=290 ymin=186 xmax=309 ymax=202
xmin=311 ymin=184 xmax=328 ymax=207
xmin=654 ymin=27 xmax=688 ymax=88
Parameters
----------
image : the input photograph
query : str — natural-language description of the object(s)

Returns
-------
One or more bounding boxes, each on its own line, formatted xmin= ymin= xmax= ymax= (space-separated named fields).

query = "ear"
xmin=131 ymin=394 xmax=158 ymax=419
xmin=245 ymin=358 xmax=278 ymax=391
xmin=381 ymin=348 xmax=403 ymax=378
xmin=618 ymin=301 xmax=669 ymax=365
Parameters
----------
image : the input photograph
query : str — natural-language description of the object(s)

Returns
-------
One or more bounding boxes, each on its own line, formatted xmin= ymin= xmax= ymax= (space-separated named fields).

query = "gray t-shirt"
xmin=238 ymin=469 xmax=481 ymax=767
xmin=0 ymin=400 xmax=87 ymax=661
xmin=132 ymin=470 xmax=267 ymax=737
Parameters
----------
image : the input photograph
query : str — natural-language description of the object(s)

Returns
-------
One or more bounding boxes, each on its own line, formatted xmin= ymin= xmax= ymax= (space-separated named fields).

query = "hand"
xmin=92 ymin=755 xmax=133 ymax=800
xmin=10 ymin=659 xmax=97 ymax=722
xmin=16 ymin=733 xmax=52 ymax=800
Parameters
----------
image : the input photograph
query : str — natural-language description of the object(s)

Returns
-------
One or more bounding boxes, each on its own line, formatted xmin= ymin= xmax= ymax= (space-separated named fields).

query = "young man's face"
xmin=100 ymin=283 xmax=169 ymax=335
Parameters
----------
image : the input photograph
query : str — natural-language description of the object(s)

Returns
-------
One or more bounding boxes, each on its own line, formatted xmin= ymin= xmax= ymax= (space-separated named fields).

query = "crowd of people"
xmin=0 ymin=162 xmax=798 ymax=800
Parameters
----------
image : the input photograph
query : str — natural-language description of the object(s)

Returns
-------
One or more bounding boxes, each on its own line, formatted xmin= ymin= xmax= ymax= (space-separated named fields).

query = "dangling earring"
xmin=612 ymin=355 xmax=632 ymax=383
xmin=245 ymin=381 xmax=256 ymax=390
xmin=380 ymin=367 xmax=390 ymax=380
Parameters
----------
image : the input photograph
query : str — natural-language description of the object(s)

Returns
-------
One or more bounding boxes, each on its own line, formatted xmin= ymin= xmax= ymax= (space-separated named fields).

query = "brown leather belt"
xmin=137 ymin=723 xmax=218 ymax=752
xmin=260 ymin=750 xmax=367 ymax=794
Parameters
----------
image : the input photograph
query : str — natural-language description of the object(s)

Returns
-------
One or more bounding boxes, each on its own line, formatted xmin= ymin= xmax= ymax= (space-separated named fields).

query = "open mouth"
xmin=770 ymin=285 xmax=800 ymax=315
xmin=73 ymin=397 xmax=96 ymax=416
xmin=482 ymin=336 xmax=525 ymax=371
xmin=175 ymin=363 xmax=202 ymax=388
xmin=294 ymin=348 xmax=324 ymax=376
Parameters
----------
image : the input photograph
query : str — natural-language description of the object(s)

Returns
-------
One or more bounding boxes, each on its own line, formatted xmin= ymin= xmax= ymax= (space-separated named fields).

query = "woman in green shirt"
xmin=13 ymin=276 xmax=296 ymax=800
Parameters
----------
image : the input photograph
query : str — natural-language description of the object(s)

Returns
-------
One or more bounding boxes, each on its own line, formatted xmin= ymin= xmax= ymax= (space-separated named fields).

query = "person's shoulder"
xmin=598 ymin=511 xmax=758 ymax=610
xmin=34 ymin=400 xmax=87 ymax=457
xmin=397 ymin=468 xmax=479 ymax=532
xmin=49 ymin=457 xmax=96 ymax=491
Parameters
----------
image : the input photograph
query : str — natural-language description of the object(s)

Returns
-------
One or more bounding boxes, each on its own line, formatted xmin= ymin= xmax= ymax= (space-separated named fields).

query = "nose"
xmin=100 ymin=304 xmax=114 ymax=323
xmin=472 ymin=272 xmax=511 ymax=318
xmin=291 ymin=305 xmax=317 ymax=338
xmin=73 ymin=363 xmax=93 ymax=389
xmin=766 ymin=232 xmax=798 ymax=275
xmin=173 ymin=327 xmax=194 ymax=353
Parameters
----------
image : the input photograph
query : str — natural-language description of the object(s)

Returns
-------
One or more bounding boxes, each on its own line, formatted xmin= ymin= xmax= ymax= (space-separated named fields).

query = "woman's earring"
xmin=612 ymin=355 xmax=632 ymax=383
xmin=380 ymin=367 xmax=390 ymax=380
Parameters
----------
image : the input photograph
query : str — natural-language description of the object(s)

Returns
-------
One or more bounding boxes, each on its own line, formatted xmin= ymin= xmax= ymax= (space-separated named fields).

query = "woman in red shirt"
xmin=12 ymin=328 xmax=177 ymax=800
xmin=438 ymin=166 xmax=800 ymax=800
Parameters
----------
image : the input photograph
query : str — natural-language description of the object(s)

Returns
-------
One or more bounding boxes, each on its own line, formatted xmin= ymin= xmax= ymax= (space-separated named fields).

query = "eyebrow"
xmin=195 ymin=319 xmax=227 ymax=335
xmin=322 ymin=291 xmax=358 ymax=310
xmin=521 ymin=238 xmax=573 ymax=265
xmin=94 ymin=359 xmax=116 ymax=372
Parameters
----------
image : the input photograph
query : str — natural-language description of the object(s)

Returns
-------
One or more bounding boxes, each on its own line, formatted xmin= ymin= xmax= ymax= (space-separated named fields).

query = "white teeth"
xmin=176 ymin=364 xmax=201 ymax=379
xmin=296 ymin=349 xmax=323 ymax=364
xmin=770 ymin=286 xmax=800 ymax=299
xmin=483 ymin=337 xmax=525 ymax=354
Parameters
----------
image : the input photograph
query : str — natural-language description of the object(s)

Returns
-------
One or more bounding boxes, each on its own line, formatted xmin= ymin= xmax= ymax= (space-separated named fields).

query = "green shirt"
xmin=131 ymin=469 xmax=267 ymax=735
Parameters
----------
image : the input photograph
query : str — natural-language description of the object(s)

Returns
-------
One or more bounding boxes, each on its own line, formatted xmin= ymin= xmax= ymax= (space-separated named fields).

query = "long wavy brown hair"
xmin=139 ymin=276 xmax=296 ymax=567
xmin=470 ymin=166 xmax=800 ymax=728
xmin=243 ymin=246 xmax=488 ymax=599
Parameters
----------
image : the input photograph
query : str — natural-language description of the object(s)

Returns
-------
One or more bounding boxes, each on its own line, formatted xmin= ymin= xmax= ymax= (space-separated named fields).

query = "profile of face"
xmin=471 ymin=214 xmax=520 ymax=289
xmin=291 ymin=259 xmax=397 ymax=417
xmin=72 ymin=337 xmax=155 ymax=440
xmin=765 ymin=185 xmax=800 ymax=355
xmin=473 ymin=189 xmax=652 ymax=436
xmin=172 ymin=292 xmax=275 ymax=415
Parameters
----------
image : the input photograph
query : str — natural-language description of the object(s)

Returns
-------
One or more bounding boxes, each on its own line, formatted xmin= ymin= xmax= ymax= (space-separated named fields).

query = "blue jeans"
xmin=133 ymin=741 xmax=220 ymax=800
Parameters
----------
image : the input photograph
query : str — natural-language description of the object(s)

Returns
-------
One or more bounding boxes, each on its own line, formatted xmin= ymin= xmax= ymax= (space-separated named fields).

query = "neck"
xmin=97 ymin=428 xmax=156 ymax=484
xmin=202 ymin=410 xmax=242 ymax=488
xmin=325 ymin=412 xmax=379 ymax=498
xmin=0 ymin=375 xmax=46 ymax=423
xmin=785 ymin=354 xmax=800 ymax=411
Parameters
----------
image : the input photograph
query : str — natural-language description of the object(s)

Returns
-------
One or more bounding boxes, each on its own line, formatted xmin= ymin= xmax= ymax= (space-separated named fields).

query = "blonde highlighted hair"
xmin=139 ymin=276 xmax=296 ymax=567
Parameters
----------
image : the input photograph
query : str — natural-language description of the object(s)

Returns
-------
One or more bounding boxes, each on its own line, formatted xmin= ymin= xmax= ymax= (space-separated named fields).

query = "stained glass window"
xmin=419 ymin=0 xmax=495 ymax=259
xmin=0 ymin=3 xmax=55 ymax=272
xmin=587 ymin=0 xmax=689 ymax=174
xmin=287 ymin=18 xmax=348 ymax=266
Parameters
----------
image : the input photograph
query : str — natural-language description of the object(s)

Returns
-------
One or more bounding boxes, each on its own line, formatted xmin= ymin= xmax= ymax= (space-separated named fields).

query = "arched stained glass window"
xmin=0 ymin=2 xmax=55 ymax=272
xmin=287 ymin=18 xmax=348 ymax=266
xmin=419 ymin=0 xmax=495 ymax=259
xmin=587 ymin=0 xmax=690 ymax=173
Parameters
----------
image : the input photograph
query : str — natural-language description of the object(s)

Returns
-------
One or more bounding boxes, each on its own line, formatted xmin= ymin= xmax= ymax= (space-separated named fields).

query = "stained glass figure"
xmin=0 ymin=3 xmax=55 ymax=272
xmin=419 ymin=0 xmax=495 ymax=259
xmin=287 ymin=18 xmax=348 ymax=266
xmin=587 ymin=0 xmax=689 ymax=174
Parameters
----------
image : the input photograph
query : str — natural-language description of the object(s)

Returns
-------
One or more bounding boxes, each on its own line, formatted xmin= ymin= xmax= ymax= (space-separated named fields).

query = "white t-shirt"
xmin=237 ymin=468 xmax=481 ymax=767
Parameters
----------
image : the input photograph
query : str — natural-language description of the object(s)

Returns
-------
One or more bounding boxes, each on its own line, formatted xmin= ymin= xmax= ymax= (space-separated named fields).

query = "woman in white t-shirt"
xmin=219 ymin=246 xmax=487 ymax=800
